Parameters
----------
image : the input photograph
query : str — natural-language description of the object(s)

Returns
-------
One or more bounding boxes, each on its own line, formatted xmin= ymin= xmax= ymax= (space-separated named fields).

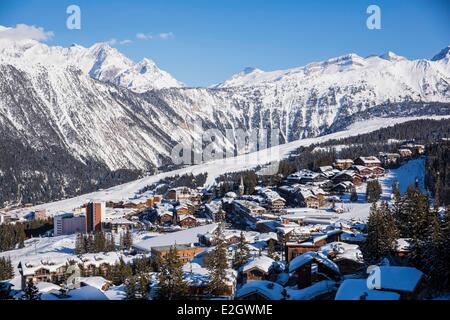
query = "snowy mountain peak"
xmin=431 ymin=45 xmax=450 ymax=61
xmin=242 ymin=67 xmax=263 ymax=75
xmin=320 ymin=53 xmax=366 ymax=69
xmin=214 ymin=67 xmax=264 ymax=88
xmin=0 ymin=38 xmax=183 ymax=92
xmin=379 ymin=51 xmax=407 ymax=61
xmin=136 ymin=58 xmax=158 ymax=72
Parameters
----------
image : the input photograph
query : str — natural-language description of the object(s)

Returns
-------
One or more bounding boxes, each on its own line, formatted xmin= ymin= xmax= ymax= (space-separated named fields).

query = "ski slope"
xmin=339 ymin=158 xmax=428 ymax=221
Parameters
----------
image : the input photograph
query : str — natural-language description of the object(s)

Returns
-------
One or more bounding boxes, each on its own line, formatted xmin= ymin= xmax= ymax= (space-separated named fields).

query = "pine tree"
xmin=109 ymin=263 xmax=122 ymax=285
xmin=120 ymin=230 xmax=133 ymax=250
xmin=106 ymin=233 xmax=115 ymax=252
xmin=86 ymin=233 xmax=95 ymax=253
xmin=267 ymin=240 xmax=278 ymax=261
xmin=23 ymin=278 xmax=40 ymax=300
xmin=136 ymin=275 xmax=149 ymax=300
xmin=0 ymin=256 xmax=14 ymax=280
xmin=206 ymin=224 xmax=229 ymax=296
xmin=363 ymin=203 xmax=399 ymax=264
xmin=135 ymin=256 xmax=151 ymax=274
xmin=157 ymin=246 xmax=188 ymax=300
xmin=366 ymin=180 xmax=382 ymax=203
xmin=392 ymin=179 xmax=401 ymax=202
xmin=233 ymin=231 xmax=249 ymax=268
xmin=400 ymin=187 xmax=433 ymax=267
xmin=118 ymin=258 xmax=133 ymax=284
xmin=151 ymin=255 xmax=162 ymax=272
xmin=124 ymin=276 xmax=137 ymax=300
xmin=75 ymin=233 xmax=86 ymax=255
xmin=94 ymin=231 xmax=106 ymax=253
xmin=350 ymin=187 xmax=358 ymax=202
xmin=424 ymin=212 xmax=449 ymax=291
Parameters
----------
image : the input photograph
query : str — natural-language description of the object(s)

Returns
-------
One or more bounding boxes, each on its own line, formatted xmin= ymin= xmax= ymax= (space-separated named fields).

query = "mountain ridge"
xmin=0 ymin=35 xmax=449 ymax=205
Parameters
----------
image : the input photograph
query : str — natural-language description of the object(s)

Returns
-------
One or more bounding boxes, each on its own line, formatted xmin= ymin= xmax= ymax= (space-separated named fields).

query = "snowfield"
xmin=339 ymin=157 xmax=428 ymax=221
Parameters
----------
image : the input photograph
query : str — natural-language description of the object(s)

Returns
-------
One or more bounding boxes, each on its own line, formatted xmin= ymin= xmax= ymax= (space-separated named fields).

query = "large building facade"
xmin=54 ymin=213 xmax=86 ymax=236
xmin=86 ymin=202 xmax=105 ymax=233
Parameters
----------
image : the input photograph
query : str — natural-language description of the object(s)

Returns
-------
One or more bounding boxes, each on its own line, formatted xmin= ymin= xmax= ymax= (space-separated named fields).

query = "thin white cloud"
xmin=119 ymin=39 xmax=133 ymax=45
xmin=0 ymin=24 xmax=54 ymax=41
xmin=107 ymin=38 xmax=133 ymax=46
xmin=136 ymin=33 xmax=153 ymax=40
xmin=136 ymin=32 xmax=175 ymax=41
xmin=158 ymin=32 xmax=175 ymax=40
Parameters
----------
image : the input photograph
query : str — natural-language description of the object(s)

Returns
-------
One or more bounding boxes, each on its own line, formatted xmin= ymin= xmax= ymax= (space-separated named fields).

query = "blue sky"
xmin=1 ymin=0 xmax=449 ymax=86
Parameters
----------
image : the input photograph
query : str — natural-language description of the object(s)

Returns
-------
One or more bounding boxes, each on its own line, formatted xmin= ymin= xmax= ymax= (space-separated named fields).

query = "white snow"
xmin=36 ymin=282 xmax=61 ymax=293
xmin=338 ymin=157 xmax=428 ymax=221
xmin=79 ymin=277 xmax=111 ymax=291
xmin=335 ymin=279 xmax=401 ymax=300
xmin=236 ymin=280 xmax=285 ymax=300
xmin=0 ymin=38 xmax=183 ymax=91
xmin=286 ymin=280 xmax=336 ymax=300
xmin=288 ymin=251 xmax=339 ymax=274
xmin=41 ymin=285 xmax=109 ymax=300
xmin=320 ymin=242 xmax=363 ymax=263
xmin=133 ymin=223 xmax=218 ymax=252
xmin=367 ymin=266 xmax=424 ymax=293
xmin=241 ymin=256 xmax=275 ymax=273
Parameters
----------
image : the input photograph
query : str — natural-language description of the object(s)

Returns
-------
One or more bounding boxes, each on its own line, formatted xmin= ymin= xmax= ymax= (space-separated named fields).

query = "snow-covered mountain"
xmin=0 ymin=39 xmax=184 ymax=91
xmin=0 ymin=32 xmax=449 ymax=205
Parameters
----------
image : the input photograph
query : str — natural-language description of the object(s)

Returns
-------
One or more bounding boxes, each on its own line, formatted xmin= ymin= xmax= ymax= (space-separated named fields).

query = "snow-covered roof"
xmin=367 ymin=266 xmax=424 ymax=293
xmin=178 ymin=214 xmax=197 ymax=222
xmin=108 ymin=217 xmax=135 ymax=225
xmin=205 ymin=201 xmax=222 ymax=213
xmin=36 ymin=282 xmax=62 ymax=293
xmin=357 ymin=156 xmax=381 ymax=164
xmin=352 ymin=165 xmax=370 ymax=172
xmin=319 ymin=166 xmax=334 ymax=173
xmin=236 ymin=281 xmax=285 ymax=300
xmin=334 ymin=159 xmax=353 ymax=164
xmin=287 ymin=170 xmax=323 ymax=184
xmin=289 ymin=251 xmax=339 ymax=274
xmin=255 ymin=232 xmax=278 ymax=242
xmin=103 ymin=284 xmax=126 ymax=300
xmin=133 ymin=223 xmax=218 ymax=252
xmin=286 ymin=280 xmax=337 ymax=300
xmin=320 ymin=242 xmax=363 ymax=263
xmin=259 ymin=188 xmax=285 ymax=202
xmin=334 ymin=170 xmax=359 ymax=179
xmin=182 ymin=263 xmax=237 ymax=287
xmin=41 ymin=285 xmax=109 ymax=300
xmin=81 ymin=252 xmax=132 ymax=267
xmin=202 ymin=229 xmax=260 ymax=243
xmin=288 ymin=252 xmax=316 ymax=273
xmin=241 ymin=255 xmax=275 ymax=273
xmin=341 ymin=232 xmax=366 ymax=242
xmin=275 ymin=272 xmax=290 ymax=286
xmin=225 ymin=192 xmax=237 ymax=198
xmin=335 ymin=279 xmax=400 ymax=300
xmin=20 ymin=259 xmax=69 ymax=276
xmin=79 ymin=276 xmax=111 ymax=291
xmin=157 ymin=210 xmax=173 ymax=217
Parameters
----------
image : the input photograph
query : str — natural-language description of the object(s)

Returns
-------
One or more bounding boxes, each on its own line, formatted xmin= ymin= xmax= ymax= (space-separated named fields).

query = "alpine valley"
xmin=0 ymin=30 xmax=449 ymax=205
